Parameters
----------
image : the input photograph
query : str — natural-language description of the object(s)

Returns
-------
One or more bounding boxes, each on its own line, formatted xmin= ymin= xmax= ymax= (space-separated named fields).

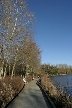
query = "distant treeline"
xmin=41 ymin=64 xmax=72 ymax=75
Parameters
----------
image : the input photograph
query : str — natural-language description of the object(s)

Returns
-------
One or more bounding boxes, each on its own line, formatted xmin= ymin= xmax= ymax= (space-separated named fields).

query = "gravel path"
xmin=7 ymin=79 xmax=51 ymax=108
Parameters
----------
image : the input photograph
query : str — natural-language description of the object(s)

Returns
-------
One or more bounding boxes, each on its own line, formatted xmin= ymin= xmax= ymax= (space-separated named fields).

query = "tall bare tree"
xmin=0 ymin=0 xmax=41 ymax=78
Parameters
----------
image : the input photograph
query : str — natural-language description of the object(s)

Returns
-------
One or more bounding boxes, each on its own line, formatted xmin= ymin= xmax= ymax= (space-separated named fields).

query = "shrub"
xmin=0 ymin=76 xmax=24 ymax=108
xmin=41 ymin=73 xmax=72 ymax=108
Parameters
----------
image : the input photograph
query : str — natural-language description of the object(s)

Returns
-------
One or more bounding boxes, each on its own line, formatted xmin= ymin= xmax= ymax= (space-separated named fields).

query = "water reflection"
xmin=51 ymin=74 xmax=72 ymax=96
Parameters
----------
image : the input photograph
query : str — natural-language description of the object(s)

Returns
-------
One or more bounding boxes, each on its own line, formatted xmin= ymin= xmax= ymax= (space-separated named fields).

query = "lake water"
xmin=50 ymin=74 xmax=72 ymax=96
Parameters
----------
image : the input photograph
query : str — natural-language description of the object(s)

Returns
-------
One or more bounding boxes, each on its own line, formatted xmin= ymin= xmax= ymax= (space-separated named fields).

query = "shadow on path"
xmin=6 ymin=79 xmax=52 ymax=108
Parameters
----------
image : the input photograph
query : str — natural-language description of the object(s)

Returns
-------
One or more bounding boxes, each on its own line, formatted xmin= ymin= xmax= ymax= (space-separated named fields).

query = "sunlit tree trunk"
xmin=0 ymin=0 xmax=41 ymax=78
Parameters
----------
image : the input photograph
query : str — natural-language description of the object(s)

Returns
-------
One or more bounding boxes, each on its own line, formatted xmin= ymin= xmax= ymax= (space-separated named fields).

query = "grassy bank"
xmin=0 ymin=75 xmax=33 ymax=108
xmin=0 ymin=76 xmax=24 ymax=108
xmin=40 ymin=73 xmax=72 ymax=108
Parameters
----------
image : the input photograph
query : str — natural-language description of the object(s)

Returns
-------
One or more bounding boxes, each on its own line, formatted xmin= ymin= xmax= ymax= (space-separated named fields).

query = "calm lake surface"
xmin=50 ymin=74 xmax=72 ymax=96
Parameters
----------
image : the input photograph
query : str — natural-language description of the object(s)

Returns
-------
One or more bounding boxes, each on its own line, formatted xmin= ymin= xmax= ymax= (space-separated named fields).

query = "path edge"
xmin=36 ymin=81 xmax=56 ymax=108
xmin=5 ymin=84 xmax=25 ymax=108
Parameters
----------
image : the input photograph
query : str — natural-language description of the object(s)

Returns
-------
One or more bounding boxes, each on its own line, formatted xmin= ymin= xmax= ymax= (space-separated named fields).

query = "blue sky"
xmin=27 ymin=0 xmax=72 ymax=65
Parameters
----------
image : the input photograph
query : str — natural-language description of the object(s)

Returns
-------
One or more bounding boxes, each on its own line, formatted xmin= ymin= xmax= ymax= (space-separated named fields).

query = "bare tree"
xmin=0 ymin=0 xmax=41 ymax=78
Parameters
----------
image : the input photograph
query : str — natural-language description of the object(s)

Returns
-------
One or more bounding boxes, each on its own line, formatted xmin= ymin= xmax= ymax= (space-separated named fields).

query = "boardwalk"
xmin=7 ymin=79 xmax=52 ymax=108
